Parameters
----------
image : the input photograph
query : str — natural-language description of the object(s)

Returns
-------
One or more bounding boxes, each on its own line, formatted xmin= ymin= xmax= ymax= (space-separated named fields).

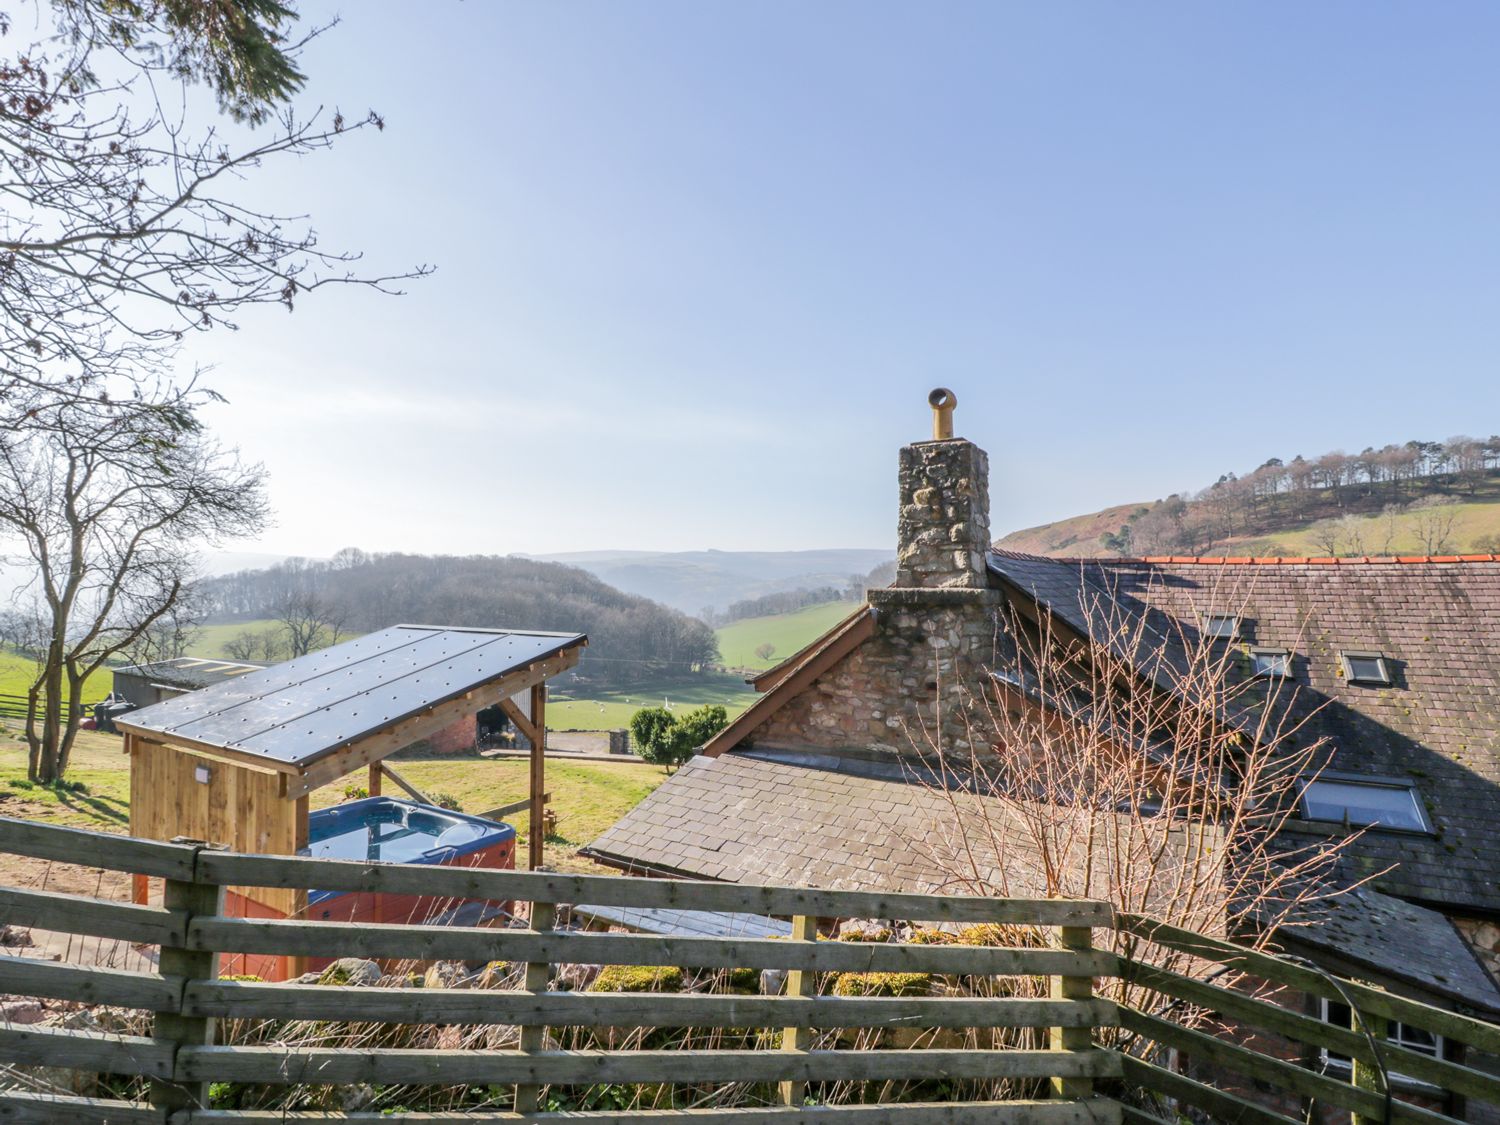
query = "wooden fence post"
xmin=514 ymin=896 xmax=557 ymax=1114
xmin=1351 ymin=998 xmax=1389 ymax=1125
xmin=1050 ymin=924 xmax=1095 ymax=1100
xmin=150 ymin=842 xmax=223 ymax=1116
xmin=778 ymin=913 xmax=818 ymax=1107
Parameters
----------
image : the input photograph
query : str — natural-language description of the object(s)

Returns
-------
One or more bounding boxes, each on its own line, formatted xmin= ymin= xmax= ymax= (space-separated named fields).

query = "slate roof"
xmin=586 ymin=751 xmax=1500 ymax=1011
xmin=989 ymin=553 xmax=1500 ymax=917
xmin=113 ymin=656 xmax=265 ymax=692
xmin=116 ymin=625 xmax=586 ymax=770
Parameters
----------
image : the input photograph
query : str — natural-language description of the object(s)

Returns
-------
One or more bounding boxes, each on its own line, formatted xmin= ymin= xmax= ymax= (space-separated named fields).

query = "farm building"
xmin=117 ymin=624 xmax=586 ymax=979
xmin=111 ymin=656 xmax=265 ymax=709
xmin=587 ymin=391 xmax=1500 ymax=1111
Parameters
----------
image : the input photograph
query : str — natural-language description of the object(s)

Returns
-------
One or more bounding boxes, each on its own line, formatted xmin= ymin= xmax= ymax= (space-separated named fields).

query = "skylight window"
xmin=1250 ymin=648 xmax=1290 ymax=679
xmin=1202 ymin=614 xmax=1239 ymax=640
xmin=1300 ymin=775 xmax=1429 ymax=832
xmin=1339 ymin=650 xmax=1392 ymax=686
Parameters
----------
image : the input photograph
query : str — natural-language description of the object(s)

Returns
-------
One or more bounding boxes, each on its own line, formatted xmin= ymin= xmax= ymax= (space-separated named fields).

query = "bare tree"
xmin=0 ymin=395 xmax=266 ymax=782
xmin=754 ymin=643 xmax=776 ymax=663
xmin=275 ymin=588 xmax=346 ymax=658
xmin=0 ymin=2 xmax=427 ymax=417
xmin=902 ymin=581 xmax=1358 ymax=1018
xmin=1308 ymin=519 xmax=1342 ymax=557
xmin=1412 ymin=496 xmax=1460 ymax=555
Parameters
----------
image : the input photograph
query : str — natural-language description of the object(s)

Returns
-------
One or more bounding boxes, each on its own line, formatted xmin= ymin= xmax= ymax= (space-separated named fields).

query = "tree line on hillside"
xmin=698 ymin=560 xmax=900 ymax=627
xmin=1103 ymin=436 xmax=1500 ymax=557
xmin=198 ymin=552 xmax=719 ymax=684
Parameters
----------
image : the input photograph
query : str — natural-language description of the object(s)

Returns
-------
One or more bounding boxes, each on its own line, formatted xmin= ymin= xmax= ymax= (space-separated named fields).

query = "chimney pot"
xmin=928 ymin=387 xmax=957 ymax=440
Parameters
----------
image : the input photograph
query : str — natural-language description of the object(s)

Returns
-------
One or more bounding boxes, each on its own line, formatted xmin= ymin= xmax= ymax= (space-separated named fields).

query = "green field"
xmin=715 ymin=600 xmax=861 ymax=671
xmin=548 ymin=671 xmax=756 ymax=731
xmin=0 ymin=649 xmax=111 ymax=705
xmin=186 ymin=619 xmax=297 ymax=660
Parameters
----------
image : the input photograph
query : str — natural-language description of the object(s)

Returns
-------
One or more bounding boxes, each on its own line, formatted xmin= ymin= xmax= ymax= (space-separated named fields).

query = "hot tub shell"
xmin=220 ymin=797 xmax=516 ymax=980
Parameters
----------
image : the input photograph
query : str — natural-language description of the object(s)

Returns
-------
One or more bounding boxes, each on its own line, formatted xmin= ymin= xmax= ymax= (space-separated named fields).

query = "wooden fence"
xmin=0 ymin=816 xmax=1496 ymax=1124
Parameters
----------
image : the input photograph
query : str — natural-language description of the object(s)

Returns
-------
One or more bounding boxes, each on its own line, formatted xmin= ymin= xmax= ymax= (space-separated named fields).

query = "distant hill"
xmin=531 ymin=548 xmax=893 ymax=615
xmin=196 ymin=553 xmax=718 ymax=686
xmin=997 ymin=437 xmax=1500 ymax=559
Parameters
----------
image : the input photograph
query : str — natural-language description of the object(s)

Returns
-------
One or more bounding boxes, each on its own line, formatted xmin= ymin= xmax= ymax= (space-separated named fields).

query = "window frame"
xmin=1201 ymin=613 xmax=1239 ymax=640
xmin=1316 ymin=996 xmax=1446 ymax=1091
xmin=1249 ymin=647 xmax=1291 ymax=679
xmin=1298 ymin=772 xmax=1433 ymax=834
xmin=1339 ymin=649 xmax=1392 ymax=686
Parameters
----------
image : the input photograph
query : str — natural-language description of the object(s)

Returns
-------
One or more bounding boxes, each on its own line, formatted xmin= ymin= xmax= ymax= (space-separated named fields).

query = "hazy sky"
xmin=189 ymin=2 xmax=1500 ymax=558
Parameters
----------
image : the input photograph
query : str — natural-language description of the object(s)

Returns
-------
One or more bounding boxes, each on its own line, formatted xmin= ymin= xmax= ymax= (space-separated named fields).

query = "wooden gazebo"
xmin=116 ymin=624 xmax=586 ymax=922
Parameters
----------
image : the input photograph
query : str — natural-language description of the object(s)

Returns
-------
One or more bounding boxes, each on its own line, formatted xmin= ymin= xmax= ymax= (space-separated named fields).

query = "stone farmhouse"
xmin=586 ymin=394 xmax=1500 ymax=1089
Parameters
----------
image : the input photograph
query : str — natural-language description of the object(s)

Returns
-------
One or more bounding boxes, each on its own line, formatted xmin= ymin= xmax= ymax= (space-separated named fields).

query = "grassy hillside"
xmin=715 ymin=600 xmax=861 ymax=671
xmin=995 ymin=502 xmax=1151 ymax=557
xmin=185 ymin=619 xmax=284 ymax=659
xmin=998 ymin=481 xmax=1500 ymax=559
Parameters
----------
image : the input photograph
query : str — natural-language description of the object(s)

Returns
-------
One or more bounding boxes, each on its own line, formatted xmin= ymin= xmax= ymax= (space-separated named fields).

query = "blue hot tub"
xmin=302 ymin=797 xmax=517 ymax=917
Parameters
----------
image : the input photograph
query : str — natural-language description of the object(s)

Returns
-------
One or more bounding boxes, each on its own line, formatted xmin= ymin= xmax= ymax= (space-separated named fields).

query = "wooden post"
xmin=1351 ymin=1000 xmax=1389 ymax=1125
xmin=528 ymin=683 xmax=547 ymax=871
xmin=514 ymin=898 xmax=556 ymax=1113
xmin=1050 ymin=925 xmax=1095 ymax=1099
xmin=150 ymin=847 xmax=222 ymax=1115
xmin=367 ymin=762 xmax=382 ymax=797
xmin=287 ymin=794 xmax=310 ymax=981
xmin=778 ymin=913 xmax=818 ymax=1106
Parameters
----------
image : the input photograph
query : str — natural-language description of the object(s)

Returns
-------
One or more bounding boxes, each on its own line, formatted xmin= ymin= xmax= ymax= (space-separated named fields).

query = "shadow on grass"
xmin=55 ymin=788 xmax=128 ymax=827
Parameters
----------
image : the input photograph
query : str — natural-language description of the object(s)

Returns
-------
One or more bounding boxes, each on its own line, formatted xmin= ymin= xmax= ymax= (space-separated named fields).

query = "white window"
xmin=1319 ymin=997 xmax=1443 ymax=1081
xmin=1300 ymin=776 xmax=1429 ymax=832
xmin=1339 ymin=650 xmax=1392 ymax=686
xmin=1202 ymin=614 xmax=1239 ymax=640
xmin=1251 ymin=648 xmax=1290 ymax=678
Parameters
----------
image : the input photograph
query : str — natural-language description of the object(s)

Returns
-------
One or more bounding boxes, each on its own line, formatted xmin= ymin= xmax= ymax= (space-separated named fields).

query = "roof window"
xmin=1202 ymin=614 xmax=1239 ymax=640
xmin=1250 ymin=648 xmax=1290 ymax=679
xmin=1339 ymin=650 xmax=1391 ymax=686
xmin=1300 ymin=774 xmax=1429 ymax=833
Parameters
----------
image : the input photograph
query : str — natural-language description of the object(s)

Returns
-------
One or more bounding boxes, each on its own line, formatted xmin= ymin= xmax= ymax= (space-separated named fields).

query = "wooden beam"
xmin=528 ymin=683 xmax=546 ymax=871
xmin=366 ymin=763 xmax=381 ymax=797
xmin=378 ymin=763 xmax=431 ymax=805
xmin=478 ymin=793 xmax=548 ymax=822
xmin=498 ymin=697 xmax=542 ymax=749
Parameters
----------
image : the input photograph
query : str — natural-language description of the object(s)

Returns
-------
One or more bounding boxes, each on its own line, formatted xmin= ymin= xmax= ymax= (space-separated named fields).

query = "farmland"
xmin=714 ymin=599 xmax=859 ymax=671
xmin=548 ymin=671 xmax=755 ymax=731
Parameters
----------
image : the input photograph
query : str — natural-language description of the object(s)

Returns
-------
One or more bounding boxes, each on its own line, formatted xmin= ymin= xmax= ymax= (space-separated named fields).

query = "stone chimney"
xmin=895 ymin=389 xmax=991 ymax=589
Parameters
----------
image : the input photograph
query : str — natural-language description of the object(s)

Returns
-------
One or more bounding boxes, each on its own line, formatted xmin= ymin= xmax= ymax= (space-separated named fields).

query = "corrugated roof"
xmin=116 ymin=625 xmax=586 ymax=769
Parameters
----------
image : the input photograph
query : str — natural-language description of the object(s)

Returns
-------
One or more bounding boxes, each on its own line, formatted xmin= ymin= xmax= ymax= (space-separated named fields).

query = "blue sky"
xmin=192 ymin=2 xmax=1500 ymax=557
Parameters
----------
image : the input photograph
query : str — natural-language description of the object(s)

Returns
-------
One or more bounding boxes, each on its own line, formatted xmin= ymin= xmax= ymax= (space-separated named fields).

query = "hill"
xmin=196 ymin=554 xmax=718 ymax=686
xmin=532 ymin=548 xmax=892 ymax=615
xmin=997 ymin=437 xmax=1500 ymax=559
xmin=715 ymin=600 xmax=860 ymax=671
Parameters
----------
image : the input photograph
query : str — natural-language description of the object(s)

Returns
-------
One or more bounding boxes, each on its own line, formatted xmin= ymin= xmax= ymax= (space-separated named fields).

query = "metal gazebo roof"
xmin=115 ymin=625 xmax=587 ymax=770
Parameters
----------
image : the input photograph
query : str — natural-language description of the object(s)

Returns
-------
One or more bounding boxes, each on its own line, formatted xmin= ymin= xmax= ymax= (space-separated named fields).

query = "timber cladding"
xmin=127 ymin=735 xmax=302 ymax=917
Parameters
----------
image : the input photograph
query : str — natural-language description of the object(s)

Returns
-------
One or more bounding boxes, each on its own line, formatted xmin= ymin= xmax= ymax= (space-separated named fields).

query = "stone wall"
xmin=896 ymin=439 xmax=990 ymax=589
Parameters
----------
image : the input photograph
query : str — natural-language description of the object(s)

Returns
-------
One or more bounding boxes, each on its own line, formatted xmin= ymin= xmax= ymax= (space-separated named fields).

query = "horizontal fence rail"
xmin=0 ymin=815 xmax=1495 ymax=1125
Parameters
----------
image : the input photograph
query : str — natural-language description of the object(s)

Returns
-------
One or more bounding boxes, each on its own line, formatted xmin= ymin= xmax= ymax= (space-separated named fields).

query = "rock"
xmin=0 ymin=999 xmax=44 ymax=1025
xmin=554 ymin=962 xmax=599 ymax=992
xmin=760 ymin=968 xmax=787 ymax=995
xmin=0 ymin=924 xmax=33 ymax=947
xmin=309 ymin=958 xmax=382 ymax=987
xmin=422 ymin=960 xmax=466 ymax=989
